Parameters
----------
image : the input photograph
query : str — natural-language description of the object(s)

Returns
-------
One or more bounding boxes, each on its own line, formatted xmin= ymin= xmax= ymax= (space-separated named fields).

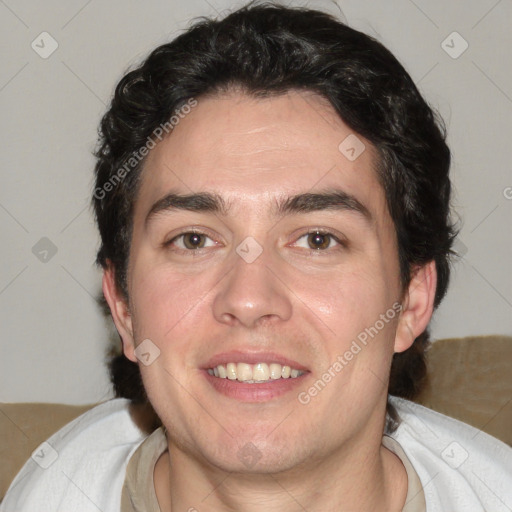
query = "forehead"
xmin=134 ymin=90 xmax=388 ymax=223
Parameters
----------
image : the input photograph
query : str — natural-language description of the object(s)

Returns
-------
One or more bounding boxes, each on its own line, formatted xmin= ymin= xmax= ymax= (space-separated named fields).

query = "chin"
xmin=194 ymin=432 xmax=312 ymax=475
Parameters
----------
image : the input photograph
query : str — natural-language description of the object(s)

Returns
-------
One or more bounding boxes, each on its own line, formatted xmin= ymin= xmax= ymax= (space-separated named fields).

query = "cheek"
xmin=297 ymin=264 xmax=389 ymax=326
xmin=129 ymin=261 xmax=210 ymax=344
xmin=295 ymin=264 xmax=401 ymax=375
xmin=129 ymin=265 xmax=206 ymax=404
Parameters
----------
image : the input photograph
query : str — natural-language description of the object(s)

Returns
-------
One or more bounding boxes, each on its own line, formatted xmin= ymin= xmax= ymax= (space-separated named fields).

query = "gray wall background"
xmin=1 ymin=0 xmax=511 ymax=404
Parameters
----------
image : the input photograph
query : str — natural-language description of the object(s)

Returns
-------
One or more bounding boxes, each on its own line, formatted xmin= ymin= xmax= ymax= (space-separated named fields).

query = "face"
xmin=105 ymin=90 xmax=434 ymax=474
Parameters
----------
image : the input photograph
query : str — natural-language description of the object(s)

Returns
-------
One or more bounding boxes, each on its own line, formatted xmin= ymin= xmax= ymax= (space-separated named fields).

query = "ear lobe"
xmin=102 ymin=264 xmax=137 ymax=362
xmin=394 ymin=260 xmax=437 ymax=353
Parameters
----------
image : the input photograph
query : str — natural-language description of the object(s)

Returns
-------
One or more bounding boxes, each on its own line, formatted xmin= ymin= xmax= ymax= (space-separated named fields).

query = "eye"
xmin=294 ymin=231 xmax=341 ymax=251
xmin=168 ymin=232 xmax=216 ymax=250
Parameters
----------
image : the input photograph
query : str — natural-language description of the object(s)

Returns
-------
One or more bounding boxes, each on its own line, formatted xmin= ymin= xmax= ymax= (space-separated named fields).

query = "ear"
xmin=102 ymin=264 xmax=137 ymax=362
xmin=394 ymin=260 xmax=437 ymax=353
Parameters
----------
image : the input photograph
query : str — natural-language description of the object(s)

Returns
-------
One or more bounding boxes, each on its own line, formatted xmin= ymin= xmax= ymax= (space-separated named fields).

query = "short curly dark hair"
xmin=92 ymin=2 xmax=457 ymax=426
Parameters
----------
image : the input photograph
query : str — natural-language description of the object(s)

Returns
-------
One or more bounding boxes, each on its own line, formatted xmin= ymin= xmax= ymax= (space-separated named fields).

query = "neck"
xmin=154 ymin=431 xmax=407 ymax=512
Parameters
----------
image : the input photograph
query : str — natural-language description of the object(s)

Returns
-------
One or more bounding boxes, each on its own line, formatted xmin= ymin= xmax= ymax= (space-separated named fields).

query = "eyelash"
xmin=292 ymin=230 xmax=346 ymax=253
xmin=164 ymin=229 xmax=346 ymax=255
xmin=164 ymin=229 xmax=218 ymax=254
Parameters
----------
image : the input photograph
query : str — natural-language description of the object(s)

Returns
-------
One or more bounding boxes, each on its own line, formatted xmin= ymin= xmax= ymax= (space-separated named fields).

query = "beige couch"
xmin=1 ymin=335 xmax=511 ymax=500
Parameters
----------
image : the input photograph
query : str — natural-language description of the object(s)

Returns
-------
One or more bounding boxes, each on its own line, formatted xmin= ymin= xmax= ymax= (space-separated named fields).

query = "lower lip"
xmin=203 ymin=370 xmax=308 ymax=402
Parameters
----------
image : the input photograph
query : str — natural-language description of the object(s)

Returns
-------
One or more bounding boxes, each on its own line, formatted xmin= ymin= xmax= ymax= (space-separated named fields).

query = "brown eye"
xmin=307 ymin=232 xmax=332 ymax=250
xmin=182 ymin=233 xmax=206 ymax=249
xmin=166 ymin=231 xmax=217 ymax=252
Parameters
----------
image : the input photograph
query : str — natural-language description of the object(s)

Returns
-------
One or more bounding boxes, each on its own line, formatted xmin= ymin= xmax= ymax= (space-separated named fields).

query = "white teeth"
xmin=207 ymin=362 xmax=305 ymax=382
xmin=237 ymin=363 xmax=252 ymax=381
xmin=226 ymin=363 xmax=237 ymax=380
xmin=269 ymin=363 xmax=282 ymax=379
xmin=253 ymin=363 xmax=269 ymax=381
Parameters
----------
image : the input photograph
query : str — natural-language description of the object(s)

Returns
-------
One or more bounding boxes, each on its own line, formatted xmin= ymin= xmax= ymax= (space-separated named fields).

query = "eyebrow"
xmin=145 ymin=188 xmax=372 ymax=227
xmin=275 ymin=189 xmax=372 ymax=222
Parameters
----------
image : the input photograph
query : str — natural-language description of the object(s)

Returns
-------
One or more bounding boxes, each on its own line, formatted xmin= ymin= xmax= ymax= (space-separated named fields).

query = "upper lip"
xmin=202 ymin=350 xmax=309 ymax=372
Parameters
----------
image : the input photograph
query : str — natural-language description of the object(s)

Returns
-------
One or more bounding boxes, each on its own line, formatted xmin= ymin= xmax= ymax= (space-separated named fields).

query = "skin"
xmin=104 ymin=90 xmax=436 ymax=511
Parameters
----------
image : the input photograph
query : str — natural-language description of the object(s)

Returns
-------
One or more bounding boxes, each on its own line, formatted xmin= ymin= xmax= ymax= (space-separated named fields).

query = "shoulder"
xmin=388 ymin=396 xmax=512 ymax=512
xmin=1 ymin=399 xmax=148 ymax=512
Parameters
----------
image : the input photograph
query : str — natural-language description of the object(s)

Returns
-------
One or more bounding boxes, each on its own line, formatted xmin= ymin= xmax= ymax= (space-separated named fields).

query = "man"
xmin=3 ymin=3 xmax=511 ymax=511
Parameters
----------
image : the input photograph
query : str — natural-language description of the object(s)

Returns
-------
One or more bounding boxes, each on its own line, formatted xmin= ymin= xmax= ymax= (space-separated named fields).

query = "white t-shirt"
xmin=2 ymin=397 xmax=511 ymax=511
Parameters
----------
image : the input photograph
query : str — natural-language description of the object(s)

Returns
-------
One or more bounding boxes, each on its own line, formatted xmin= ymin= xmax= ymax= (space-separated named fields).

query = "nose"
xmin=212 ymin=246 xmax=293 ymax=328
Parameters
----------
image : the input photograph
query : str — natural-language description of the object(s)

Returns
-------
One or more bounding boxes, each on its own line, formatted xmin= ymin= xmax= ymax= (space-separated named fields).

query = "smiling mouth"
xmin=207 ymin=362 xmax=306 ymax=383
